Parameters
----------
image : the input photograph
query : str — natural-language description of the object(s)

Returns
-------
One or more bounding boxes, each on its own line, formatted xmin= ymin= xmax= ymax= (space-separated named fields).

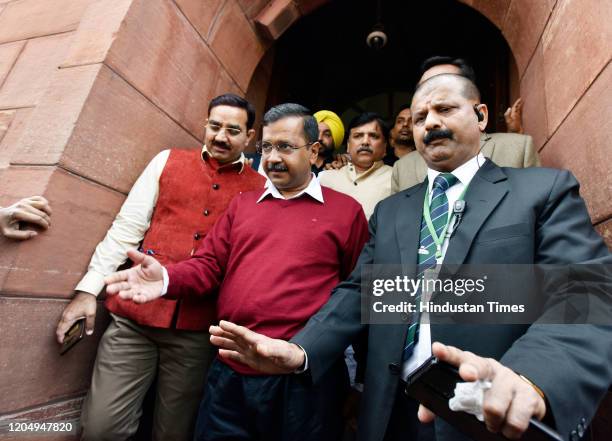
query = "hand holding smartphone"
xmin=405 ymin=357 xmax=563 ymax=441
xmin=59 ymin=318 xmax=86 ymax=355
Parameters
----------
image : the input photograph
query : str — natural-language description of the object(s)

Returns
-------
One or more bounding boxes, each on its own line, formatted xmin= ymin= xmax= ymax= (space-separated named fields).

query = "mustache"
xmin=212 ymin=140 xmax=230 ymax=149
xmin=424 ymin=129 xmax=453 ymax=145
xmin=266 ymin=163 xmax=288 ymax=172
xmin=357 ymin=146 xmax=373 ymax=154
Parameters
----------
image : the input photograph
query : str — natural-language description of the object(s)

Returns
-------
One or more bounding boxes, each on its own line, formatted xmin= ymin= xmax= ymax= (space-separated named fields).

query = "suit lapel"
xmin=395 ymin=182 xmax=426 ymax=265
xmin=383 ymin=183 xmax=426 ymax=363
xmin=443 ymin=160 xmax=509 ymax=265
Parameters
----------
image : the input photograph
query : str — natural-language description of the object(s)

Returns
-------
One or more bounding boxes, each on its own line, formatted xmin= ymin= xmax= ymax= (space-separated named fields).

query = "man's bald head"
xmin=413 ymin=73 xmax=481 ymax=104
xmin=412 ymin=73 xmax=480 ymax=102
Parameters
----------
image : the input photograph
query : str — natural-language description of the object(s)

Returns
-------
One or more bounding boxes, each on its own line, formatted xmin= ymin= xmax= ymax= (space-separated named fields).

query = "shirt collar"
xmin=345 ymin=159 xmax=385 ymax=182
xmin=201 ymin=144 xmax=246 ymax=173
xmin=426 ymin=153 xmax=486 ymax=193
xmin=257 ymin=173 xmax=324 ymax=203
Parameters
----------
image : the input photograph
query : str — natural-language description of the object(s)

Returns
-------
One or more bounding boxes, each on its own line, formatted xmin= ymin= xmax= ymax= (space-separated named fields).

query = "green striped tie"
xmin=403 ymin=173 xmax=458 ymax=360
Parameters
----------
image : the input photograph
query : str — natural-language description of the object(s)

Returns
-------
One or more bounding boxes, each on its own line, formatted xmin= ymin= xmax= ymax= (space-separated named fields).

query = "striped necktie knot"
xmin=433 ymin=173 xmax=458 ymax=193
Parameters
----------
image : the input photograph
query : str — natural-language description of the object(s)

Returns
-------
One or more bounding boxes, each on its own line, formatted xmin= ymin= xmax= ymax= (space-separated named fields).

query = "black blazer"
xmin=293 ymin=160 xmax=612 ymax=441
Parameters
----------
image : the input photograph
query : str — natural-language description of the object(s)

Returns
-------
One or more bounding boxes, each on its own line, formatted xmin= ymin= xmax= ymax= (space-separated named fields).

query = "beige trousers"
xmin=80 ymin=314 xmax=215 ymax=441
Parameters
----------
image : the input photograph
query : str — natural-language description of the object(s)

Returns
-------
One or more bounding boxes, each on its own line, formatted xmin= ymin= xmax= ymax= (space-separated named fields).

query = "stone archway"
xmin=253 ymin=0 xmax=611 ymax=244
xmin=0 ymin=0 xmax=609 ymax=434
xmin=256 ymin=0 xmax=512 ymax=135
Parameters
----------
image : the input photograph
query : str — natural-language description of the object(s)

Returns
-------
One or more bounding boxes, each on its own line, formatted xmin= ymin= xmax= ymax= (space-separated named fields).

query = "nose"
xmin=265 ymin=147 xmax=282 ymax=163
xmin=362 ymin=134 xmax=372 ymax=145
xmin=213 ymin=128 xmax=230 ymax=143
xmin=424 ymin=111 xmax=441 ymax=131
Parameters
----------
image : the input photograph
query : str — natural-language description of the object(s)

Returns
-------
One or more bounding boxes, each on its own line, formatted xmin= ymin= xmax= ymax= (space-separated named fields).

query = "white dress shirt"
xmin=257 ymin=173 xmax=324 ymax=203
xmin=401 ymin=153 xmax=486 ymax=381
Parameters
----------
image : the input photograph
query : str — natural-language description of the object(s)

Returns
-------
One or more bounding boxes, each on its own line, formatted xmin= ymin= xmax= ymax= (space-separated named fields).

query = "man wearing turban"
xmin=313 ymin=110 xmax=345 ymax=175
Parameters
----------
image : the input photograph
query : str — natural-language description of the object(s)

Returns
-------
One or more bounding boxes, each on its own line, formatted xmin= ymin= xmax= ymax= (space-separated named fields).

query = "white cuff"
xmin=74 ymin=271 xmax=106 ymax=297
xmin=161 ymin=267 xmax=169 ymax=296
xmin=293 ymin=344 xmax=309 ymax=374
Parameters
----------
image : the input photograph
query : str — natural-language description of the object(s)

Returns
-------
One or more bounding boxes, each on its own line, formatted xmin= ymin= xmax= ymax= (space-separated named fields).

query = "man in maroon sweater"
xmin=104 ymin=104 xmax=369 ymax=441
xmin=56 ymin=94 xmax=265 ymax=441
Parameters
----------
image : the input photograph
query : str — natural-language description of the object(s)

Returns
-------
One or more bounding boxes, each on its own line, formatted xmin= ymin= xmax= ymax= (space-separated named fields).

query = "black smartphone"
xmin=59 ymin=318 xmax=86 ymax=355
xmin=405 ymin=357 xmax=563 ymax=441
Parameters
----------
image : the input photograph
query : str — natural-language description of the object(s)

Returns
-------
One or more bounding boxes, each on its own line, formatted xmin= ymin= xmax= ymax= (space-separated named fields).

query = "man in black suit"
xmin=209 ymin=74 xmax=611 ymax=441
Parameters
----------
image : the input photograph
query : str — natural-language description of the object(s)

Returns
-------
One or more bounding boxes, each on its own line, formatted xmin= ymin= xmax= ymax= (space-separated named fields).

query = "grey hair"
xmin=263 ymin=103 xmax=319 ymax=144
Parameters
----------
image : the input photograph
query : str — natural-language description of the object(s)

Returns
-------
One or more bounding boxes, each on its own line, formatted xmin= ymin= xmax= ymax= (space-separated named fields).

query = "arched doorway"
xmin=262 ymin=0 xmax=515 ymax=136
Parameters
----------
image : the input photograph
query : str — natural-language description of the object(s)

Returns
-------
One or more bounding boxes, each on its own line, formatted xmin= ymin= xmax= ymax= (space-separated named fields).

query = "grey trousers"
xmin=80 ymin=313 xmax=216 ymax=441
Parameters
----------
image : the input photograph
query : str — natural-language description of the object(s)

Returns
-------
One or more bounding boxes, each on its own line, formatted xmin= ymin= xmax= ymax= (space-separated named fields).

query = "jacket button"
xmin=203 ymin=209 xmax=210 ymax=216
xmin=580 ymin=417 xmax=586 ymax=424
xmin=212 ymin=183 xmax=219 ymax=190
xmin=194 ymin=233 xmax=201 ymax=240
xmin=577 ymin=425 xmax=584 ymax=438
xmin=570 ymin=430 xmax=579 ymax=441
xmin=388 ymin=362 xmax=401 ymax=375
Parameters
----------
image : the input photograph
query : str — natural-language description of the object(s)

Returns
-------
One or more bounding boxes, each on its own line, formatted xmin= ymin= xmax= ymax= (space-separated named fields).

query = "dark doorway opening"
xmin=264 ymin=0 xmax=513 ymax=138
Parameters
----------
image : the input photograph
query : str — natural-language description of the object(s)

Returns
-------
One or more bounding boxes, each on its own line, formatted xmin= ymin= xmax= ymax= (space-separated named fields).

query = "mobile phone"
xmin=59 ymin=318 xmax=86 ymax=355
xmin=405 ymin=357 xmax=563 ymax=441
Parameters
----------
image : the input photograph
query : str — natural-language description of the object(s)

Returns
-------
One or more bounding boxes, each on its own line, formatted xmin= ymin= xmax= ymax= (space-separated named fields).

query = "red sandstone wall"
xmin=458 ymin=0 xmax=612 ymax=246
xmin=0 ymin=0 xmax=272 ymax=437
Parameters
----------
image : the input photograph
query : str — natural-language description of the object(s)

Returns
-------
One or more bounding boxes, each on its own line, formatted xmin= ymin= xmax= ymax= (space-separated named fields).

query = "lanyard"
xmin=422 ymin=182 xmax=469 ymax=258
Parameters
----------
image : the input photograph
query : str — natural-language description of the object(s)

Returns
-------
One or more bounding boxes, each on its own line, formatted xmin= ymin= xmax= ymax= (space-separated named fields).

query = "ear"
xmin=245 ymin=128 xmax=256 ymax=146
xmin=309 ymin=142 xmax=320 ymax=164
xmin=476 ymin=104 xmax=488 ymax=132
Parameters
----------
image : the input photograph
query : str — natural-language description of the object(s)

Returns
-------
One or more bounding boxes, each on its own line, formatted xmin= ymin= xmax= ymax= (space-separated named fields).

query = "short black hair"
xmin=263 ymin=103 xmax=319 ymax=144
xmin=395 ymin=104 xmax=412 ymax=118
xmin=347 ymin=112 xmax=390 ymax=142
xmin=419 ymin=56 xmax=477 ymax=84
xmin=208 ymin=93 xmax=256 ymax=129
xmin=414 ymin=73 xmax=481 ymax=102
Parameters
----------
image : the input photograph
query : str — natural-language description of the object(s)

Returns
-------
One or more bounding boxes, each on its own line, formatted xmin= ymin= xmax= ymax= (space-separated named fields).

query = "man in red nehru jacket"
xmin=55 ymin=94 xmax=265 ymax=441
xmin=104 ymin=103 xmax=370 ymax=441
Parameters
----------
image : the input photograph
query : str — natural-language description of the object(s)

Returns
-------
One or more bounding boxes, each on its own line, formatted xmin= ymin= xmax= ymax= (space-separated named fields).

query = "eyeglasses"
xmin=256 ymin=141 xmax=315 ymax=155
xmin=205 ymin=120 xmax=243 ymax=137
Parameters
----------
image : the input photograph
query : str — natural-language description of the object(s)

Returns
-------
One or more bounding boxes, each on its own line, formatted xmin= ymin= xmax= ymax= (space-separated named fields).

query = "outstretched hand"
xmin=418 ymin=342 xmax=546 ymax=440
xmin=104 ymin=249 xmax=164 ymax=303
xmin=209 ymin=320 xmax=305 ymax=374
